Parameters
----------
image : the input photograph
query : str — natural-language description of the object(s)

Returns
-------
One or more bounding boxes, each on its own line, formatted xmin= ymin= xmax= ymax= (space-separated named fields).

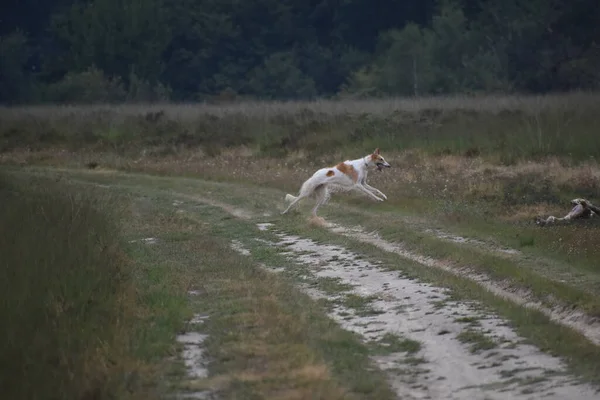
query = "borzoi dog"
xmin=281 ymin=148 xmax=391 ymax=217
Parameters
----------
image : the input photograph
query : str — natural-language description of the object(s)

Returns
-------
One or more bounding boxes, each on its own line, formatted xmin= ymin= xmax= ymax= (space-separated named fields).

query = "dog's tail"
xmin=285 ymin=174 xmax=321 ymax=204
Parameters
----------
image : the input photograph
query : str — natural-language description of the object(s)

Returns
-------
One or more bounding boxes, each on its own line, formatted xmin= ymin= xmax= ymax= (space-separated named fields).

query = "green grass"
xmin=0 ymin=172 xmax=138 ymax=399
xmin=1 ymin=168 xmax=402 ymax=399
xmin=4 ymin=94 xmax=600 ymax=397
xmin=20 ymin=167 xmax=600 ymax=318
xmin=0 ymin=171 xmax=202 ymax=400
xmin=2 ymin=97 xmax=599 ymax=288
xmin=370 ymin=333 xmax=422 ymax=355
xmin=8 ymin=165 xmax=600 ymax=389
xmin=270 ymin=209 xmax=600 ymax=385
xmin=454 ymin=316 xmax=481 ymax=326
xmin=456 ymin=330 xmax=498 ymax=354
xmin=314 ymin=277 xmax=355 ymax=294
xmin=130 ymin=190 xmax=398 ymax=399
xmin=349 ymin=210 xmax=600 ymax=317
xmin=22 ymin=167 xmax=600 ymax=317
xmin=340 ymin=294 xmax=383 ymax=317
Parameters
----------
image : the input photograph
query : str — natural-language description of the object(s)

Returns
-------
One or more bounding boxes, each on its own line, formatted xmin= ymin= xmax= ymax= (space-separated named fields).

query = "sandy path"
xmin=96 ymin=180 xmax=600 ymax=399
xmin=326 ymin=223 xmax=600 ymax=347
xmin=255 ymin=222 xmax=599 ymax=400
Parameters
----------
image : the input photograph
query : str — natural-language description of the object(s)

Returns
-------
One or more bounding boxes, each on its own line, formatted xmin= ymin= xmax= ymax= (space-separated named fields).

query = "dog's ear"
xmin=581 ymin=199 xmax=590 ymax=208
xmin=373 ymin=148 xmax=380 ymax=155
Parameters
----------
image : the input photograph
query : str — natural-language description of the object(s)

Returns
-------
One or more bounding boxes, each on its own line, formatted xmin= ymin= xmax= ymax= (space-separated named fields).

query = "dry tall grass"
xmin=3 ymin=91 xmax=599 ymax=118
xmin=2 ymin=92 xmax=600 ymax=162
xmin=0 ymin=172 xmax=137 ymax=399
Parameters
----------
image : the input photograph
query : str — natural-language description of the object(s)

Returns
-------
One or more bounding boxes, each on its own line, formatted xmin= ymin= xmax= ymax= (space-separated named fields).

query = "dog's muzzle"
xmin=376 ymin=162 xmax=391 ymax=171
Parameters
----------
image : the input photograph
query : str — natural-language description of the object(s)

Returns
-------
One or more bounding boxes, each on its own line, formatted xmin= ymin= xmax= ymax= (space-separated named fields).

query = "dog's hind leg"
xmin=311 ymin=185 xmax=328 ymax=217
xmin=282 ymin=176 xmax=323 ymax=215
xmin=282 ymin=192 xmax=309 ymax=214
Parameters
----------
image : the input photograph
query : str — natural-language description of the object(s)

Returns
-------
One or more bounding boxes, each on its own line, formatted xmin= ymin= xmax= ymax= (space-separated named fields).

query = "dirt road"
xmin=250 ymin=224 xmax=596 ymax=399
xmin=19 ymin=168 xmax=600 ymax=399
xmin=162 ymin=177 xmax=600 ymax=399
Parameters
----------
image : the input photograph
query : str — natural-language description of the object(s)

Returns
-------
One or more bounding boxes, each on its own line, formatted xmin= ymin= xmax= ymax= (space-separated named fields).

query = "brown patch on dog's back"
xmin=335 ymin=162 xmax=358 ymax=183
xmin=326 ymin=170 xmax=335 ymax=177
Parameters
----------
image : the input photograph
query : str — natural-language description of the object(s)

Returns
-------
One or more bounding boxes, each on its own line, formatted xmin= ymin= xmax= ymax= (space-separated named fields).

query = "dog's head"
xmin=571 ymin=198 xmax=589 ymax=207
xmin=370 ymin=148 xmax=391 ymax=171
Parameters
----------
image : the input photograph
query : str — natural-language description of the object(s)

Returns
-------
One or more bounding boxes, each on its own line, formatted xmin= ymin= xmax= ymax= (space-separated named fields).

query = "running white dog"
xmin=281 ymin=148 xmax=391 ymax=217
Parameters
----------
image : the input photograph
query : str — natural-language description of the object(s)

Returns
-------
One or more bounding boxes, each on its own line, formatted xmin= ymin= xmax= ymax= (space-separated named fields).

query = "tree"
xmin=430 ymin=1 xmax=508 ymax=92
xmin=2 ymin=0 xmax=600 ymax=103
xmin=344 ymin=1 xmax=512 ymax=96
xmin=48 ymin=0 xmax=171 ymax=85
xmin=352 ymin=24 xmax=435 ymax=96
xmin=246 ymin=52 xmax=317 ymax=99
xmin=0 ymin=31 xmax=35 ymax=103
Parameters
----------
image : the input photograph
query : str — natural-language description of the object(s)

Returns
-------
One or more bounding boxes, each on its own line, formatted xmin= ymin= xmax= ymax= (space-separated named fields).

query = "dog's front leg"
xmin=356 ymin=184 xmax=384 ymax=201
xmin=361 ymin=177 xmax=387 ymax=200
xmin=363 ymin=182 xmax=387 ymax=200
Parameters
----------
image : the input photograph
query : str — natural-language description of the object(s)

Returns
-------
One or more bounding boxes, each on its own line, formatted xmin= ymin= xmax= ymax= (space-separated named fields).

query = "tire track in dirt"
xmin=128 ymin=185 xmax=600 ymax=350
xmin=423 ymin=228 xmax=521 ymax=257
xmin=92 ymin=179 xmax=599 ymax=399
xmin=68 ymin=179 xmax=600 ymax=399
xmin=171 ymin=190 xmax=600 ymax=347
xmin=253 ymin=223 xmax=598 ymax=400
xmin=326 ymin=223 xmax=600 ymax=347
xmin=174 ymin=193 xmax=254 ymax=220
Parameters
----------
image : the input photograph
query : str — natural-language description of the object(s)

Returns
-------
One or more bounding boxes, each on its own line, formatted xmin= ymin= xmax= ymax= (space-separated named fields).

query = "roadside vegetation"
xmin=0 ymin=172 xmax=147 ymax=399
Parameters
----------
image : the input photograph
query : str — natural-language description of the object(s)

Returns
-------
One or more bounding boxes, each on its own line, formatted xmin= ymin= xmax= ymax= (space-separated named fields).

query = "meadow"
xmin=3 ymin=92 xmax=600 ymax=398
xmin=3 ymin=92 xmax=600 ymax=259
xmin=2 ymin=91 xmax=600 ymax=161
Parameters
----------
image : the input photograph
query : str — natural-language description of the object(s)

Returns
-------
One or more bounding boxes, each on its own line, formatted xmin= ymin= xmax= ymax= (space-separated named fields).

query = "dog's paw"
xmin=380 ymin=194 xmax=388 ymax=200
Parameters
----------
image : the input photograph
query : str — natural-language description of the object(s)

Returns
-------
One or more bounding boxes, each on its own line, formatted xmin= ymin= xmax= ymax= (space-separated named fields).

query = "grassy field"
xmin=3 ymin=93 xmax=600 ymax=398
xmin=2 ymin=92 xmax=600 ymax=162
xmin=2 ymin=169 xmax=403 ymax=399
xmin=3 ymin=93 xmax=599 ymax=264
xmin=0 ymin=171 xmax=208 ymax=399
xmin=6 ymin=166 xmax=600 ymax=397
xmin=0 ymin=172 xmax=140 ymax=399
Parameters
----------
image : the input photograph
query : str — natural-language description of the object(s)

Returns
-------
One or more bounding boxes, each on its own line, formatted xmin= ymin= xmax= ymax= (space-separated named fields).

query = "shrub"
xmin=42 ymin=66 xmax=127 ymax=104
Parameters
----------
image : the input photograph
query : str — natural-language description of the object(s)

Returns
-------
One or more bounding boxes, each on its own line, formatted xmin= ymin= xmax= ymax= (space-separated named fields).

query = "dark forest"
xmin=2 ymin=0 xmax=599 ymax=103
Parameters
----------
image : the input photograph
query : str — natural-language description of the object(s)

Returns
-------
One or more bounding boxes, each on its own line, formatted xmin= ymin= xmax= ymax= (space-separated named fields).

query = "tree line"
xmin=1 ymin=0 xmax=599 ymax=104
